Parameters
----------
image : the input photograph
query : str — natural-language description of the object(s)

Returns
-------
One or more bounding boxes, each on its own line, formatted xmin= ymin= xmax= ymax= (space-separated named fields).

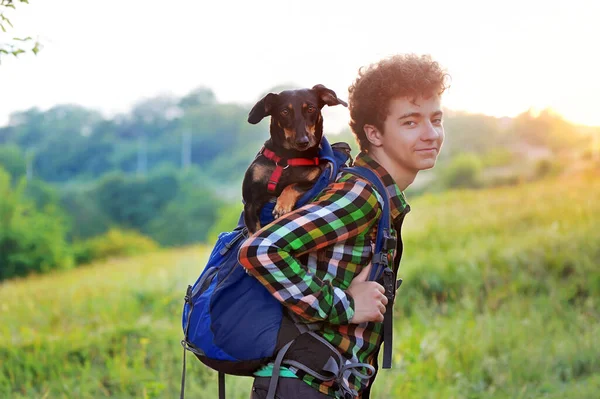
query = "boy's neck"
xmin=367 ymin=148 xmax=417 ymax=191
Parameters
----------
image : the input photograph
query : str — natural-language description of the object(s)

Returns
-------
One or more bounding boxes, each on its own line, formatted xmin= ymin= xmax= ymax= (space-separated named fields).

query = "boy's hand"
xmin=347 ymin=263 xmax=388 ymax=324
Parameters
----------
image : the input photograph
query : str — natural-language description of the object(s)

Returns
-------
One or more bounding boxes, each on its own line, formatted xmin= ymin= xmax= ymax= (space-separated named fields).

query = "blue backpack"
xmin=180 ymin=137 xmax=401 ymax=399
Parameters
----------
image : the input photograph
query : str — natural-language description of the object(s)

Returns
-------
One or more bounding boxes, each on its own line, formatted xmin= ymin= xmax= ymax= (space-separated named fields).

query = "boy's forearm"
xmin=238 ymin=180 xmax=380 ymax=324
xmin=239 ymin=237 xmax=356 ymax=324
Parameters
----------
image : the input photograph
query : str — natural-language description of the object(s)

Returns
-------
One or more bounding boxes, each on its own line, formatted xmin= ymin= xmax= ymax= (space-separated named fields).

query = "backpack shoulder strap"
xmin=295 ymin=136 xmax=346 ymax=208
xmin=342 ymin=166 xmax=395 ymax=282
xmin=342 ymin=165 xmax=397 ymax=370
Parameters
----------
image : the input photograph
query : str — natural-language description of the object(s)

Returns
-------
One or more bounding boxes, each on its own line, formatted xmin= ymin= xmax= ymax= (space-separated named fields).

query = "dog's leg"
xmin=244 ymin=202 xmax=263 ymax=234
xmin=242 ymin=165 xmax=267 ymax=234
xmin=273 ymin=184 xmax=307 ymax=220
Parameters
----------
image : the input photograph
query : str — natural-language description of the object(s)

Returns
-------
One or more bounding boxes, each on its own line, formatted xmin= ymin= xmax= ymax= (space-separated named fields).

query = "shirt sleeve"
xmin=238 ymin=178 xmax=381 ymax=324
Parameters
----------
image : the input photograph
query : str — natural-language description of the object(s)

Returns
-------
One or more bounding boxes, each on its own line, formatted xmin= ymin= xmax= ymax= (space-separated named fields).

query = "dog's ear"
xmin=248 ymin=93 xmax=278 ymax=124
xmin=312 ymin=84 xmax=348 ymax=108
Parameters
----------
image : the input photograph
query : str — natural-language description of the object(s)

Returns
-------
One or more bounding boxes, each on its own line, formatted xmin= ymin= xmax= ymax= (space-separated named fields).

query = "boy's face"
xmin=379 ymin=94 xmax=444 ymax=174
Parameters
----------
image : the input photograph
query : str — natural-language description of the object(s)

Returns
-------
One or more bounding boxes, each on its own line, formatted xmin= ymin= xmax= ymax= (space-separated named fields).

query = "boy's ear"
xmin=248 ymin=93 xmax=278 ymax=124
xmin=364 ymin=124 xmax=384 ymax=147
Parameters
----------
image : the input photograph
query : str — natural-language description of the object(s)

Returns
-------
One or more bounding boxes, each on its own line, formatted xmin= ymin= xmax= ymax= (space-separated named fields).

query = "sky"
xmin=1 ymin=0 xmax=599 ymax=132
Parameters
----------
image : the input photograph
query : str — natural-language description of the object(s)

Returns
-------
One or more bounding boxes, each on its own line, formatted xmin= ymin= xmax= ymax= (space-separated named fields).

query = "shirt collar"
xmin=352 ymin=152 xmax=410 ymax=224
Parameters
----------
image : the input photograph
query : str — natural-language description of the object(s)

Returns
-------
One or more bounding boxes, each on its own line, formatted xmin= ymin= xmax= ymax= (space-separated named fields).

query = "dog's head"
xmin=248 ymin=84 xmax=348 ymax=152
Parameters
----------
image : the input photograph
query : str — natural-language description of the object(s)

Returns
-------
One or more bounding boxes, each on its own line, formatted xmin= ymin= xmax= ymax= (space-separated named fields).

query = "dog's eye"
xmin=307 ymin=106 xmax=316 ymax=113
xmin=280 ymin=109 xmax=289 ymax=116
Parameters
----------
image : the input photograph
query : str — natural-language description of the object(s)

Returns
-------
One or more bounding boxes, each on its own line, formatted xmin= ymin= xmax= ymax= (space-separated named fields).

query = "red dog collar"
xmin=260 ymin=147 xmax=320 ymax=193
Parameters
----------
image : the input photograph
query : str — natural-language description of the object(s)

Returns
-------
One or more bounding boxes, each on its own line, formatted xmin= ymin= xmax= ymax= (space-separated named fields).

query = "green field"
xmin=1 ymin=173 xmax=599 ymax=399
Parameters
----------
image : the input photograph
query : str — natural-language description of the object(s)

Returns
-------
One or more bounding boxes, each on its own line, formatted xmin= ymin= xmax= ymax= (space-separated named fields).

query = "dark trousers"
xmin=250 ymin=377 xmax=334 ymax=399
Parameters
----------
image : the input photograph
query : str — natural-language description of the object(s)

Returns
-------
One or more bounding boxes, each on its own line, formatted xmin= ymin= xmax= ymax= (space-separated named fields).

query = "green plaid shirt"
xmin=238 ymin=152 xmax=410 ymax=397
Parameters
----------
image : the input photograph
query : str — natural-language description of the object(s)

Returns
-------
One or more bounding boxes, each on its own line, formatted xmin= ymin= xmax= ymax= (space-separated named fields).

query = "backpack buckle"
xmin=397 ymin=278 xmax=403 ymax=290
xmin=381 ymin=229 xmax=397 ymax=252
xmin=382 ymin=268 xmax=395 ymax=300
xmin=184 ymin=285 xmax=193 ymax=304
xmin=371 ymin=252 xmax=388 ymax=267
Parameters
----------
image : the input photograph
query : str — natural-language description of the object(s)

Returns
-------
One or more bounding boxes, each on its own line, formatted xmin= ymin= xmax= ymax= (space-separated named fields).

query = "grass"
xmin=1 ymin=172 xmax=599 ymax=398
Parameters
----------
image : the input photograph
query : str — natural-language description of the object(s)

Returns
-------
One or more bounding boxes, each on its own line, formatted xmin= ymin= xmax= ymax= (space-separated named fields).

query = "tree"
xmin=0 ymin=144 xmax=25 ymax=179
xmin=512 ymin=108 xmax=583 ymax=152
xmin=91 ymin=170 xmax=180 ymax=233
xmin=0 ymin=0 xmax=40 ymax=63
xmin=179 ymin=87 xmax=216 ymax=110
xmin=146 ymin=185 xmax=220 ymax=246
xmin=441 ymin=111 xmax=510 ymax=161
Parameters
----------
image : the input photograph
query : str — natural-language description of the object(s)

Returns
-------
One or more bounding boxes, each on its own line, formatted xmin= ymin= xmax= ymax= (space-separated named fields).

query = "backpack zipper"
xmin=214 ymin=228 xmax=249 ymax=292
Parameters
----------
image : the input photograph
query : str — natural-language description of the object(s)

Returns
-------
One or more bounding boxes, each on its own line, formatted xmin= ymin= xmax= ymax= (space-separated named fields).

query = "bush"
xmin=60 ymin=189 xmax=112 ymax=241
xmin=481 ymin=148 xmax=514 ymax=168
xmin=534 ymin=158 xmax=562 ymax=179
xmin=485 ymin=174 xmax=523 ymax=188
xmin=0 ymin=145 xmax=26 ymax=181
xmin=0 ymin=168 xmax=73 ymax=281
xmin=439 ymin=153 xmax=483 ymax=189
xmin=23 ymin=178 xmax=61 ymax=209
xmin=72 ymin=229 xmax=159 ymax=265
xmin=207 ymin=201 xmax=244 ymax=242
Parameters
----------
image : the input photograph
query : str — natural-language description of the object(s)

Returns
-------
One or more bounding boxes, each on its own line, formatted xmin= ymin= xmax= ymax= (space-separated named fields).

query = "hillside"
xmin=1 ymin=173 xmax=598 ymax=398
xmin=2 ymin=93 xmax=597 ymax=260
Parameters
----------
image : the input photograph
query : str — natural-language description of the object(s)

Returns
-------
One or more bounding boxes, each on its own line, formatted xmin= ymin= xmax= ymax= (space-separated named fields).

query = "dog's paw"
xmin=272 ymin=202 xmax=293 ymax=220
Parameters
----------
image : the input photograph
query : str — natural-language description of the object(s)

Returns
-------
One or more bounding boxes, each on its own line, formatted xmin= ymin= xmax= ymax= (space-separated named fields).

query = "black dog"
xmin=242 ymin=84 xmax=347 ymax=233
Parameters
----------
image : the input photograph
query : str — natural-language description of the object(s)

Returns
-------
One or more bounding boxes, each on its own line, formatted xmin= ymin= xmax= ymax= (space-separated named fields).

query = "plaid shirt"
xmin=238 ymin=152 xmax=410 ymax=397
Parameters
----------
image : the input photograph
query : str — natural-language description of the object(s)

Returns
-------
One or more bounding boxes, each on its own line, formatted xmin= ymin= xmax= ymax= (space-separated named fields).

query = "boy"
xmin=239 ymin=53 xmax=449 ymax=398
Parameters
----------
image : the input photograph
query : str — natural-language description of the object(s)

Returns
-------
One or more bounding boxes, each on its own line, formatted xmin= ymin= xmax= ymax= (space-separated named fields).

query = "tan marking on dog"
xmin=283 ymin=128 xmax=295 ymax=141
xmin=252 ymin=164 xmax=271 ymax=182
xmin=273 ymin=184 xmax=303 ymax=218
xmin=306 ymin=167 xmax=321 ymax=181
xmin=306 ymin=124 xmax=316 ymax=134
xmin=302 ymin=102 xmax=307 ymax=109
xmin=281 ymin=127 xmax=295 ymax=149
xmin=287 ymin=103 xmax=293 ymax=110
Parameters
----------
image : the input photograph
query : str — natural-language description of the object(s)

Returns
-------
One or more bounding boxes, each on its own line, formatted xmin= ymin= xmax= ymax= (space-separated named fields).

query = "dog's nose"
xmin=296 ymin=136 xmax=309 ymax=148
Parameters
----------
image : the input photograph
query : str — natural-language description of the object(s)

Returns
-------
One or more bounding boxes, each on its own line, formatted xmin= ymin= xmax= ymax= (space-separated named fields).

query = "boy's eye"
xmin=404 ymin=121 xmax=416 ymax=126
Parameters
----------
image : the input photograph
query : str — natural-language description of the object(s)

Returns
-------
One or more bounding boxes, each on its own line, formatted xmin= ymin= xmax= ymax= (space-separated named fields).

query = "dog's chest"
xmin=253 ymin=160 xmax=323 ymax=193
xmin=278 ymin=165 xmax=323 ymax=187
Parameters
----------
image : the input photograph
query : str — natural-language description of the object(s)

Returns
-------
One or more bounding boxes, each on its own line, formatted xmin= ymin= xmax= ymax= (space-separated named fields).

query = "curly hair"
xmin=348 ymin=54 xmax=450 ymax=151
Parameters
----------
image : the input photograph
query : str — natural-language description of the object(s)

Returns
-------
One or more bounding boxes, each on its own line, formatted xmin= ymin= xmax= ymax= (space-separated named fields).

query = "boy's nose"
xmin=422 ymin=123 xmax=441 ymax=140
